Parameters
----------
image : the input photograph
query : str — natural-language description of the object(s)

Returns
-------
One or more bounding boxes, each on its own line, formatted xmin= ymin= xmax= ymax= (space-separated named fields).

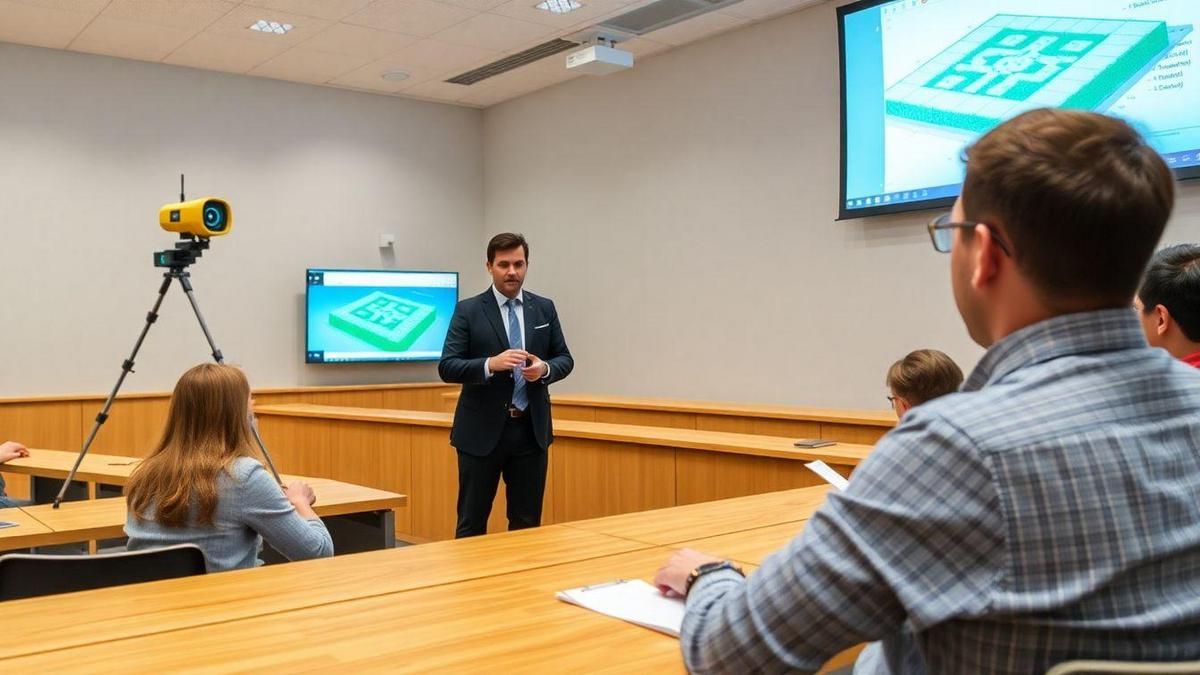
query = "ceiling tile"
xmin=164 ymin=31 xmax=292 ymax=73
xmin=241 ymin=0 xmax=372 ymax=22
xmin=489 ymin=0 xmax=627 ymax=29
xmin=618 ymin=36 xmax=669 ymax=59
xmin=0 ymin=1 xmax=96 ymax=48
xmin=6 ymin=0 xmax=108 ymax=13
xmin=386 ymin=38 xmax=497 ymax=73
xmin=69 ymin=15 xmax=196 ymax=61
xmin=436 ymin=0 xmax=509 ymax=13
xmin=344 ymin=0 xmax=478 ymax=38
xmin=642 ymin=10 xmax=748 ymax=46
xmin=432 ymin=12 xmax=554 ymax=52
xmin=203 ymin=3 xmax=332 ymax=47
xmin=248 ymin=47 xmax=371 ymax=83
xmin=398 ymin=78 xmax=472 ymax=102
xmin=328 ymin=56 xmax=442 ymax=92
xmin=98 ymin=0 xmax=237 ymax=32
xmin=721 ymin=0 xmax=822 ymax=21
xmin=298 ymin=23 xmax=420 ymax=59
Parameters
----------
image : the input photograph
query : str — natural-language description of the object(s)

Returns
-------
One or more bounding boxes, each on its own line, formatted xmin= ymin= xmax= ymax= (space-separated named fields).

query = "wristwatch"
xmin=685 ymin=560 xmax=745 ymax=595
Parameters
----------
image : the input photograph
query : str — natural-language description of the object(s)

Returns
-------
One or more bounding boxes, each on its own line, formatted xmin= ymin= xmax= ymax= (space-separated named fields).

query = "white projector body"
xmin=565 ymin=44 xmax=634 ymax=75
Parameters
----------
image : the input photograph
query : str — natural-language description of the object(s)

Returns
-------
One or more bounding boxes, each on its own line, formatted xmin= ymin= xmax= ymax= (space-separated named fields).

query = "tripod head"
xmin=153 ymin=234 xmax=210 ymax=270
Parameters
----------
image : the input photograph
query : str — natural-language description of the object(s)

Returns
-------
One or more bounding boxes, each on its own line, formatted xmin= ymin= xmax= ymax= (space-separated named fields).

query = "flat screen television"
xmin=305 ymin=268 xmax=459 ymax=364
xmin=838 ymin=0 xmax=1200 ymax=219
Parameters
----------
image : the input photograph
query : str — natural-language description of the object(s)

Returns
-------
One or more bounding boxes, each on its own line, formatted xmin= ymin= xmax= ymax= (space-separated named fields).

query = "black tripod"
xmin=53 ymin=235 xmax=283 ymax=508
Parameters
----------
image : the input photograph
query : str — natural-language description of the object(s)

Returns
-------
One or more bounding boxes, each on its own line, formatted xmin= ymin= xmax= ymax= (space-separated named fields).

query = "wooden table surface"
xmin=2 ymin=447 xmax=141 ymax=484
xmin=0 ymin=478 xmax=407 ymax=553
xmin=1 ymin=486 xmax=838 ymax=671
xmin=254 ymin=404 xmax=875 ymax=465
xmin=0 ymin=506 xmax=55 ymax=550
xmin=561 ymin=484 xmax=830 ymax=545
xmin=0 ymin=525 xmax=648 ymax=660
xmin=442 ymin=390 xmax=898 ymax=427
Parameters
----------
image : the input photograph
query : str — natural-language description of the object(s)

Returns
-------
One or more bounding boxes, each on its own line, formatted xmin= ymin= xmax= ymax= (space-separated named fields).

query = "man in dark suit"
xmin=439 ymin=233 xmax=573 ymax=538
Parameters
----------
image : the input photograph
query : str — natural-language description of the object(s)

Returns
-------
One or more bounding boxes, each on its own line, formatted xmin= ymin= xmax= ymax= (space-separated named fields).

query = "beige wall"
xmin=482 ymin=1 xmax=1200 ymax=408
xmin=5 ymin=5 xmax=1199 ymax=408
xmin=0 ymin=42 xmax=486 ymax=396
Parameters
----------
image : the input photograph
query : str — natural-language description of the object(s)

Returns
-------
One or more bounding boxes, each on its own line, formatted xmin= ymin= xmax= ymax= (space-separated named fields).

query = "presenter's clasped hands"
xmin=487 ymin=349 xmax=550 ymax=381
xmin=522 ymin=355 xmax=549 ymax=382
xmin=488 ymin=348 xmax=528 ymax=373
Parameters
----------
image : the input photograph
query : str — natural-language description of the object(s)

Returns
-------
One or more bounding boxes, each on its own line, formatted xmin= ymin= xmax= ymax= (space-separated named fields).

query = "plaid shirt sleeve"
xmin=680 ymin=410 xmax=1006 ymax=673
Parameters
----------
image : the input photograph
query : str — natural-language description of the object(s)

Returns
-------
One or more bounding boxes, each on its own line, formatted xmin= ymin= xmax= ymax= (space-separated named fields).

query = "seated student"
xmin=654 ymin=109 xmax=1200 ymax=672
xmin=0 ymin=440 xmax=30 ymax=508
xmin=124 ymin=363 xmax=333 ymax=571
xmin=1135 ymin=243 xmax=1200 ymax=368
xmin=855 ymin=349 xmax=964 ymax=674
xmin=884 ymin=349 xmax=963 ymax=419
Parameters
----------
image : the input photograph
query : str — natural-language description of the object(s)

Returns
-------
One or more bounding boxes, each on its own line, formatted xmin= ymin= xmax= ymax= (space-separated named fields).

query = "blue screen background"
xmin=306 ymin=277 xmax=458 ymax=362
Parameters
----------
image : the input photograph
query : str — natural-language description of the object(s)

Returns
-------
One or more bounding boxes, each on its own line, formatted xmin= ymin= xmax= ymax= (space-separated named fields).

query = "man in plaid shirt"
xmin=654 ymin=109 xmax=1200 ymax=673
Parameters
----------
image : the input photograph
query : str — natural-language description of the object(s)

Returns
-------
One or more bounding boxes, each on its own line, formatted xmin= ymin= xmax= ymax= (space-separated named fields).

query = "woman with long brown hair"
xmin=124 ymin=363 xmax=333 ymax=571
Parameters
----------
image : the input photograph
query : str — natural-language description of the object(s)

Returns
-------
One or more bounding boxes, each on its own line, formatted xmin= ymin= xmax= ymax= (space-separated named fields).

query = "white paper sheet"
xmin=556 ymin=579 xmax=685 ymax=637
xmin=804 ymin=460 xmax=849 ymax=491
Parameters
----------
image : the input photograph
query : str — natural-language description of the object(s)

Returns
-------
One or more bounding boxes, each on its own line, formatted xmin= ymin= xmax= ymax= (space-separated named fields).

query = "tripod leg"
xmin=176 ymin=273 xmax=285 ymax=487
xmin=54 ymin=275 xmax=174 ymax=508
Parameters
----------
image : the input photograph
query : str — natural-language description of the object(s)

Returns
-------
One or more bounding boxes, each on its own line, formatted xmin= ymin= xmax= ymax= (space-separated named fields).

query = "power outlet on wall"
xmin=379 ymin=233 xmax=396 ymax=249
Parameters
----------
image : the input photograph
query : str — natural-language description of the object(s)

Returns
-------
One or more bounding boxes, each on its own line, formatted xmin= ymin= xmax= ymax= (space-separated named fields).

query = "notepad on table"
xmin=556 ymin=579 xmax=685 ymax=637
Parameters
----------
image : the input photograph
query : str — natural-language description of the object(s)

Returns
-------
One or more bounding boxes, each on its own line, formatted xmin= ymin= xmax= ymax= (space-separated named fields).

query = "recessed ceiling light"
xmin=249 ymin=19 xmax=293 ymax=35
xmin=535 ymin=0 xmax=583 ymax=14
xmin=382 ymin=70 xmax=411 ymax=82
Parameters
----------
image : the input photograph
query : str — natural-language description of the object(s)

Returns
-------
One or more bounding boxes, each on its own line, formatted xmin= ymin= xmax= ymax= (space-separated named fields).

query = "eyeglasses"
xmin=886 ymin=395 xmax=896 ymax=405
xmin=926 ymin=213 xmax=1012 ymax=256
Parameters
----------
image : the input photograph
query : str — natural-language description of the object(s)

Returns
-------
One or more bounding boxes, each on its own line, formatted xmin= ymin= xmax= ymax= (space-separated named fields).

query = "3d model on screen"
xmin=886 ymin=14 xmax=1192 ymax=133
xmin=330 ymin=291 xmax=437 ymax=351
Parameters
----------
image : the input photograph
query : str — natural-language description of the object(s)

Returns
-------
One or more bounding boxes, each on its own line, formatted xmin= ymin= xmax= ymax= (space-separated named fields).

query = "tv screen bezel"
xmin=304 ymin=267 xmax=460 ymax=365
xmin=836 ymin=0 xmax=1200 ymax=221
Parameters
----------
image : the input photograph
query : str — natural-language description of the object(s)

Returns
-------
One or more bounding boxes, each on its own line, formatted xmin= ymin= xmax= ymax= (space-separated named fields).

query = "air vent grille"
xmin=446 ymin=39 xmax=578 ymax=85
xmin=598 ymin=0 xmax=742 ymax=35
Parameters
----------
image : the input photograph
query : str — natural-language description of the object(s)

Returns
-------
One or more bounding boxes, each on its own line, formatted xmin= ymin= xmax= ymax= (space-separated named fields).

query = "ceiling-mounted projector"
xmin=566 ymin=35 xmax=633 ymax=75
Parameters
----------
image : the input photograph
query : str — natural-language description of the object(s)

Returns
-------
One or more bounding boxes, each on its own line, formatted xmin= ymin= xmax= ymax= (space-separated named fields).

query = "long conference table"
xmin=0 ymin=484 xmax=864 ymax=672
xmin=0 ymin=448 xmax=407 ymax=555
xmin=252 ymin=403 xmax=875 ymax=542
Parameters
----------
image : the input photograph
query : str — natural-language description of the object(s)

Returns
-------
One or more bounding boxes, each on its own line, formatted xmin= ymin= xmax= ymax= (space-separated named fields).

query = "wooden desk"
xmin=561 ymin=485 xmax=830 ymax=545
xmin=0 ymin=525 xmax=649 ymax=660
xmin=254 ymin=404 xmax=867 ymax=541
xmin=0 ymin=506 xmax=55 ymax=551
xmin=0 ymin=485 xmax=848 ymax=672
xmin=3 ymin=447 xmax=139 ymax=485
xmin=1 ymin=542 xmax=849 ymax=672
xmin=442 ymin=390 xmax=896 ymax=444
xmin=0 ymin=479 xmax=407 ymax=554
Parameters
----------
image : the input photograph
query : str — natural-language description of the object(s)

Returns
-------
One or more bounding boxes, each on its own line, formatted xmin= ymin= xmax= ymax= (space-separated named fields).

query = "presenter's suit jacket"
xmin=438 ymin=288 xmax=574 ymax=457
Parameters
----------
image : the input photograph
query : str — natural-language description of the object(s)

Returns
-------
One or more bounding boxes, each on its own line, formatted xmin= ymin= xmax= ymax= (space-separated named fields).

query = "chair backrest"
xmin=1047 ymin=660 xmax=1200 ymax=675
xmin=0 ymin=544 xmax=206 ymax=602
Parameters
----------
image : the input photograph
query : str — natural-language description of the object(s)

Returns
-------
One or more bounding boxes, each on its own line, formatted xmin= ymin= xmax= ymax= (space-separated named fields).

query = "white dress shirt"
xmin=483 ymin=286 xmax=548 ymax=380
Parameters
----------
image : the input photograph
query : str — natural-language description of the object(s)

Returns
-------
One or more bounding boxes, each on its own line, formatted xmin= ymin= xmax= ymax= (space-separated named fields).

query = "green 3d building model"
xmin=330 ymin=291 xmax=437 ymax=351
xmin=886 ymin=14 xmax=1182 ymax=133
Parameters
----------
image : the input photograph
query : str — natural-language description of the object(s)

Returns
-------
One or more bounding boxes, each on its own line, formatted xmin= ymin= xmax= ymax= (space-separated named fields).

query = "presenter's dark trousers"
xmin=455 ymin=414 xmax=547 ymax=539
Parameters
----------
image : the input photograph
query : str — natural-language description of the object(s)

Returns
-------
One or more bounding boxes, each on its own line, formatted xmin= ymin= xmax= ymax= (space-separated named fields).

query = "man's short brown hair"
xmin=487 ymin=232 xmax=529 ymax=263
xmin=962 ymin=108 xmax=1174 ymax=308
xmin=886 ymin=349 xmax=964 ymax=406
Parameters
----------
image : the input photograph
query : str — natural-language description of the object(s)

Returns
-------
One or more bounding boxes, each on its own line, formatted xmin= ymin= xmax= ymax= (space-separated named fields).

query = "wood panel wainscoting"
xmin=0 ymin=383 xmax=456 ymax=500
xmin=441 ymin=391 xmax=895 ymax=445
xmin=253 ymin=404 xmax=873 ymax=543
